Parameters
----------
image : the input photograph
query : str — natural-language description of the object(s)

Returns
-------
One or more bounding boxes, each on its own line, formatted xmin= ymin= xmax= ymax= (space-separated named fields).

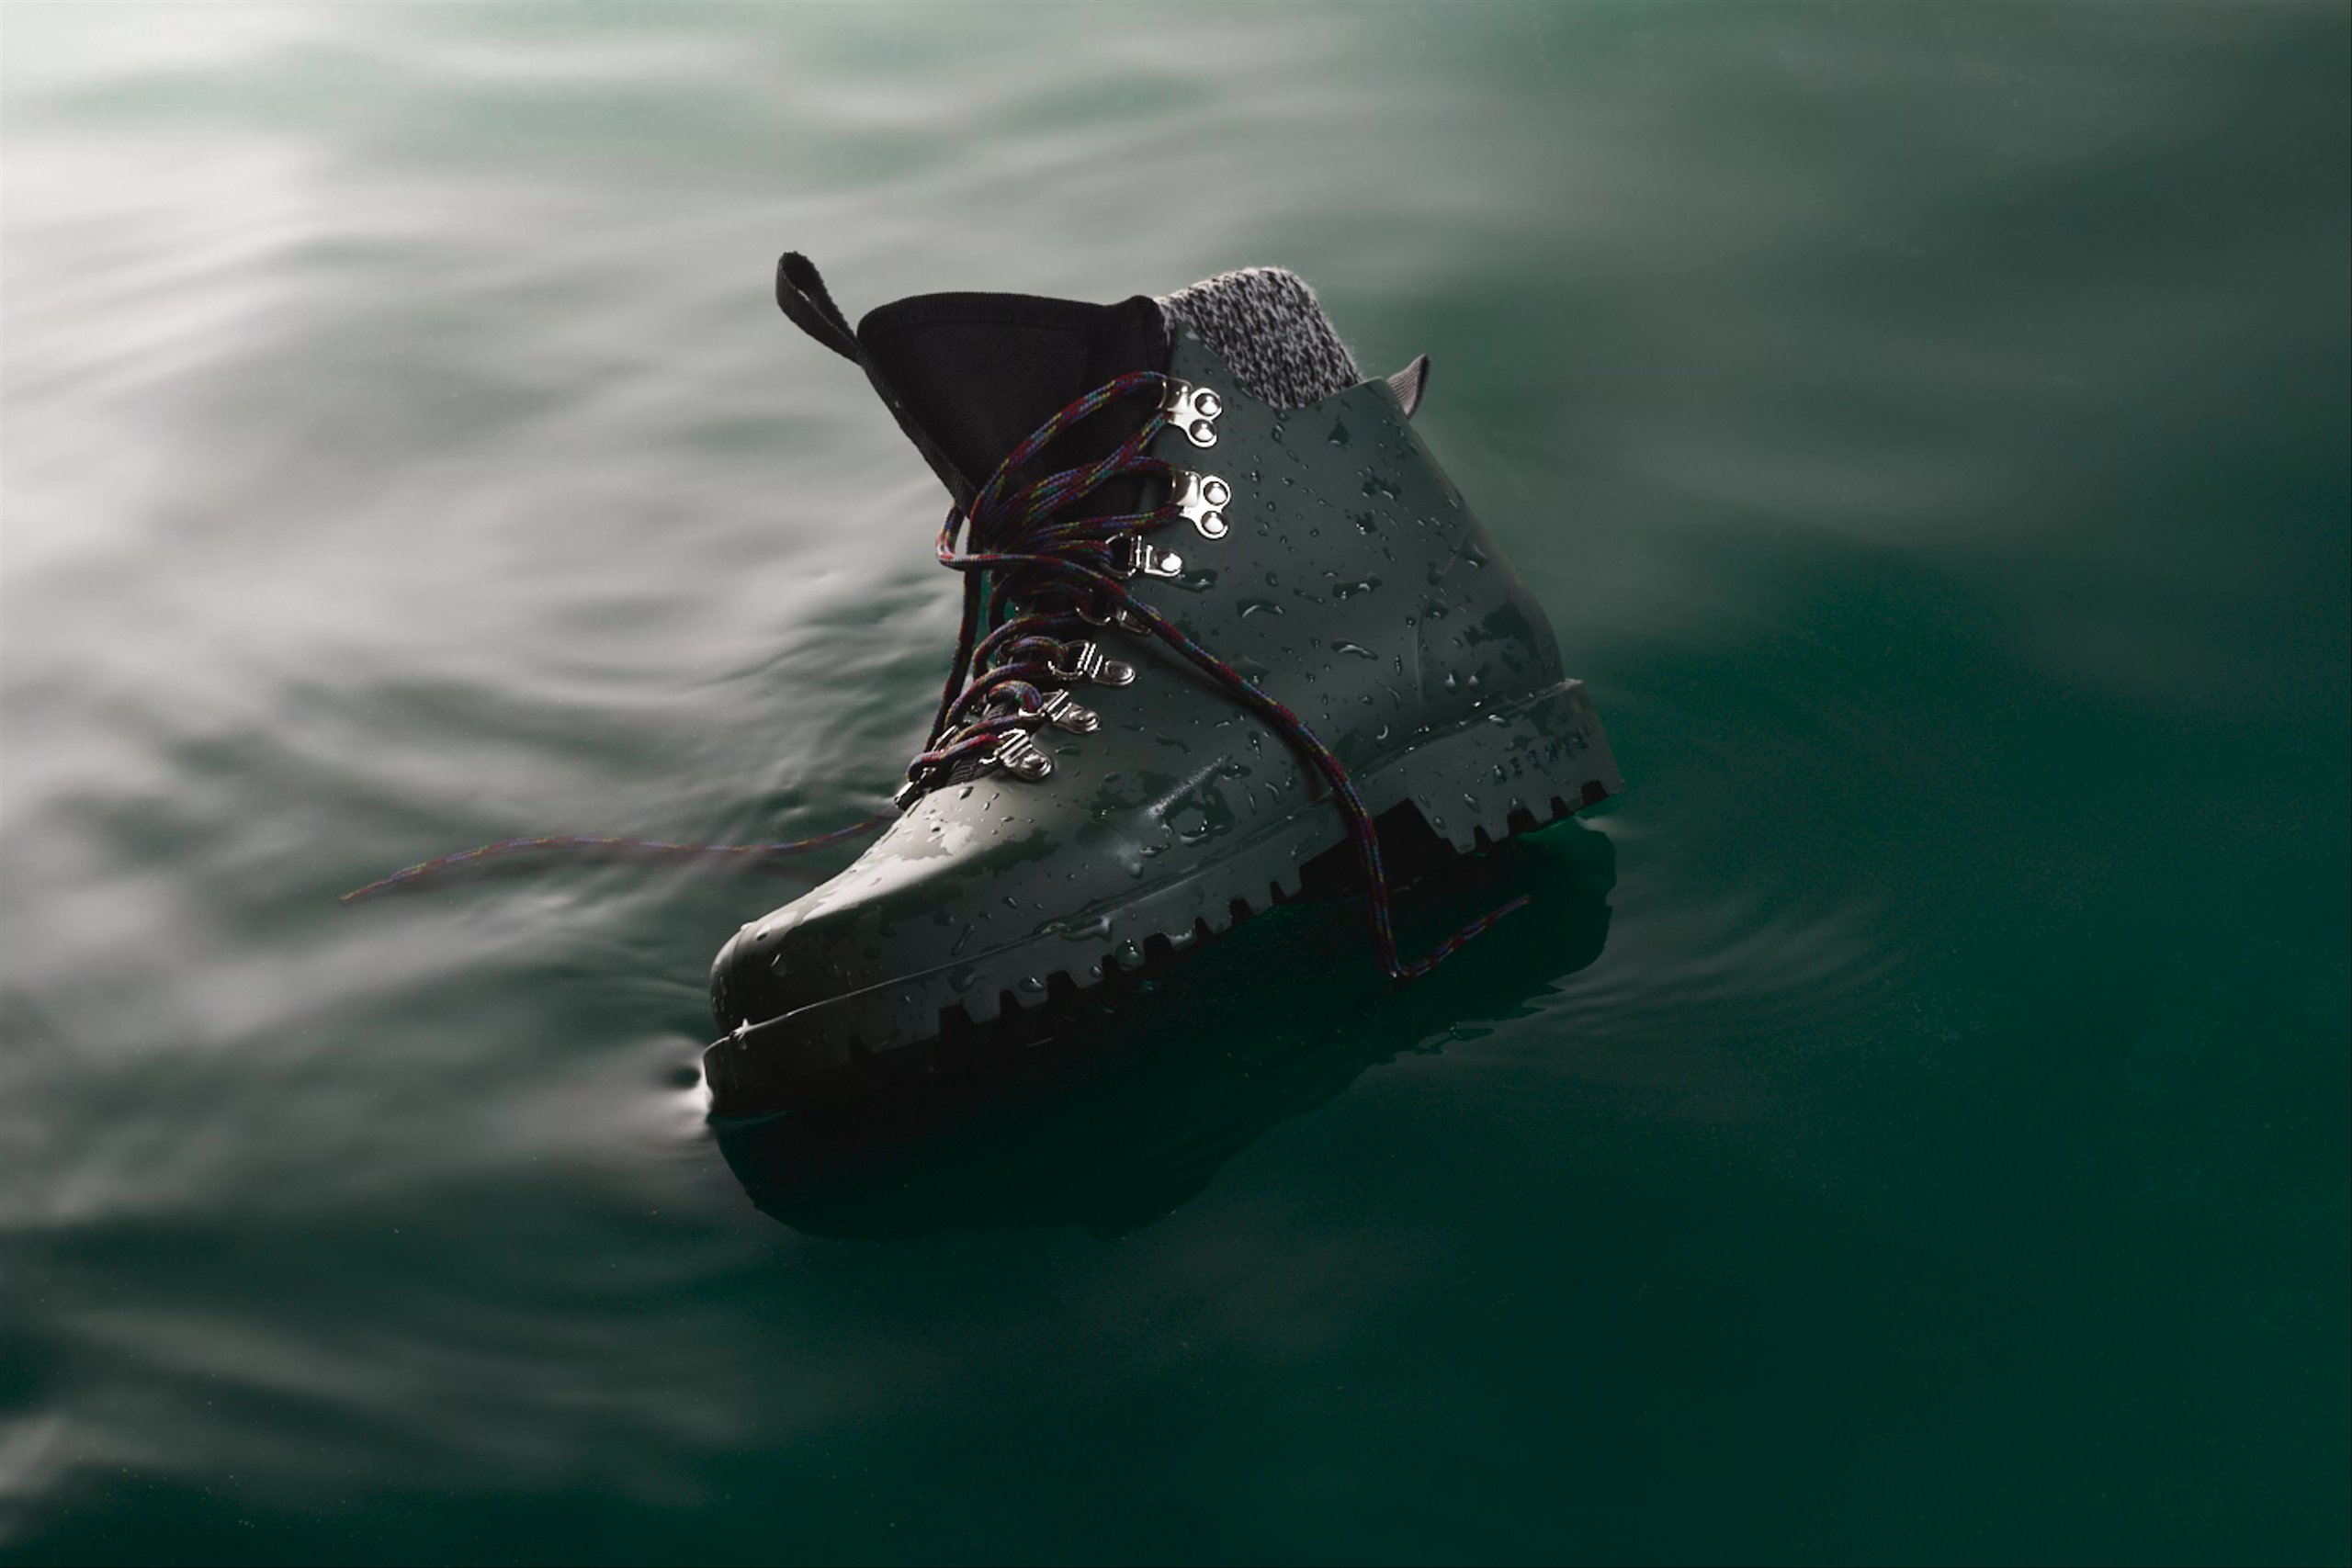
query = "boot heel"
xmin=1373 ymin=680 xmax=1623 ymax=852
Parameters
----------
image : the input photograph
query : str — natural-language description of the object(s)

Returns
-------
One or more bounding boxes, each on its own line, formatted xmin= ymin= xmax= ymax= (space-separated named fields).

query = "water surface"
xmin=4 ymin=5 xmax=2346 ymax=1562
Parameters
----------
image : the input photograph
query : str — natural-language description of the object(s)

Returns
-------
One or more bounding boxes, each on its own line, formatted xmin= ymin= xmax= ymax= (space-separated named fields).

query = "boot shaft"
xmin=1134 ymin=315 xmax=1565 ymax=768
xmin=818 ymin=260 xmax=1566 ymax=764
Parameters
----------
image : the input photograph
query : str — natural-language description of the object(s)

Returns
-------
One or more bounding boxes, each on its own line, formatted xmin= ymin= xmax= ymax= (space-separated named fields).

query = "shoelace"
xmin=899 ymin=371 xmax=1171 ymax=794
xmin=344 ymin=372 xmax=1525 ymax=978
xmin=912 ymin=370 xmax=1528 ymax=976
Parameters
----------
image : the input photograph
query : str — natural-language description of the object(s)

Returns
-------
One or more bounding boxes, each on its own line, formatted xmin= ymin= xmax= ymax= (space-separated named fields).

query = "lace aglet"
xmin=1389 ymin=892 xmax=1535 ymax=980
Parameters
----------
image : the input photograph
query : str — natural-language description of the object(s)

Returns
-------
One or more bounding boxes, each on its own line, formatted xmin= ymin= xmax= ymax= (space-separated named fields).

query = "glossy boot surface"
xmin=707 ymin=271 xmax=1620 ymax=1112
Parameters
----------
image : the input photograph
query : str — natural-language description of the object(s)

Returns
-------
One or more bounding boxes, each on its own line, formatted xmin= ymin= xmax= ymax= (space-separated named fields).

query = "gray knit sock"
xmin=1157 ymin=267 xmax=1362 ymax=410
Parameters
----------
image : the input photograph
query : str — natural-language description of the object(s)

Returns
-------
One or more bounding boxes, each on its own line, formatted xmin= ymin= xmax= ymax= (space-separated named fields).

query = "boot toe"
xmin=708 ymin=896 xmax=873 ymax=1037
xmin=707 ymin=918 xmax=784 ymax=1034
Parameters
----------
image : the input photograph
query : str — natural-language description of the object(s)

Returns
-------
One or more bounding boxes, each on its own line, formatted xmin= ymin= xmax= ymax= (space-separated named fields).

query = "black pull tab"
xmin=775 ymin=252 xmax=863 ymax=364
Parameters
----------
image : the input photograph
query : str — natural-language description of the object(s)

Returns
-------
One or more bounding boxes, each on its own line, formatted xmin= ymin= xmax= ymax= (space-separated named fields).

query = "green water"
xmin=3 ymin=5 xmax=2346 ymax=1562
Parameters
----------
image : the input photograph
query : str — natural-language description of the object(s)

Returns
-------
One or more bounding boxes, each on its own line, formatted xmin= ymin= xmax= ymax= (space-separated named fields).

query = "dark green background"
xmin=3 ymin=5 xmax=2345 ymax=1562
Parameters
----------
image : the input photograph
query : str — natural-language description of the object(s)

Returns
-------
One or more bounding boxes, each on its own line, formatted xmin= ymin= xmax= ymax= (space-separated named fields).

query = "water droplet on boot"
xmin=1328 ymin=421 xmax=1351 ymax=446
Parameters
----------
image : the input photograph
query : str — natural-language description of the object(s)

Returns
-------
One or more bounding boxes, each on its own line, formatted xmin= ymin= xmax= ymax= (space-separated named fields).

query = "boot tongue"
xmin=855 ymin=291 xmax=1169 ymax=507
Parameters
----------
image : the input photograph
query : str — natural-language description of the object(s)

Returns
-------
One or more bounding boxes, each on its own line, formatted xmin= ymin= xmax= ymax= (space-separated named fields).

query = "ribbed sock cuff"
xmin=1157 ymin=267 xmax=1361 ymax=410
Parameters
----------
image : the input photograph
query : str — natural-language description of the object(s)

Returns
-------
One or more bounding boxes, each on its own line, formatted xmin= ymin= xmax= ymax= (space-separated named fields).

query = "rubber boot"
xmin=704 ymin=255 xmax=1621 ymax=1112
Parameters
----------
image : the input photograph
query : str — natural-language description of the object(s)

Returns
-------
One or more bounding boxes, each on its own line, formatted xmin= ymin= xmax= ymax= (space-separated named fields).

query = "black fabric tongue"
xmin=855 ymin=291 xmax=1170 ymax=510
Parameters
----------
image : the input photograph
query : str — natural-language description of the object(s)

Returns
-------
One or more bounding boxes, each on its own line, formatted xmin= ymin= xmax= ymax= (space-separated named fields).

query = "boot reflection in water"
xmin=706 ymin=255 xmax=1623 ymax=1113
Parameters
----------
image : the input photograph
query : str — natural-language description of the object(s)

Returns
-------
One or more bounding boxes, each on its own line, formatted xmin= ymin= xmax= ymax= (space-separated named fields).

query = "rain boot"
xmin=704 ymin=254 xmax=1621 ymax=1111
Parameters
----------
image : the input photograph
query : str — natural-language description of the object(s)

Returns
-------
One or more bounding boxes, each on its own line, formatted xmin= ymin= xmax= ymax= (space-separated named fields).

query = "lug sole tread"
xmin=705 ymin=681 xmax=1620 ymax=1112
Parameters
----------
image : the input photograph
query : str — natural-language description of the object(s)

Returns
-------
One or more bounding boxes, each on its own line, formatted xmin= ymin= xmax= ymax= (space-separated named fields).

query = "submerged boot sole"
xmin=702 ymin=678 xmax=1620 ymax=1112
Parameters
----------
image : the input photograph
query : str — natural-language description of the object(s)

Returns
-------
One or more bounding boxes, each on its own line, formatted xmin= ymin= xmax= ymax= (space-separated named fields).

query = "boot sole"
xmin=703 ymin=678 xmax=1622 ymax=1113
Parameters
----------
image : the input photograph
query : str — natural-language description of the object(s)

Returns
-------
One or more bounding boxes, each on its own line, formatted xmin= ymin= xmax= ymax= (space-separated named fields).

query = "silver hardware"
xmin=1159 ymin=378 xmax=1222 ymax=447
xmin=890 ymin=777 xmax=922 ymax=813
xmin=1048 ymin=639 xmax=1136 ymax=687
xmin=991 ymin=728 xmax=1053 ymax=781
xmin=1113 ymin=534 xmax=1184 ymax=580
xmin=1077 ymin=599 xmax=1148 ymax=632
xmin=1170 ymin=470 xmax=1231 ymax=539
xmin=1039 ymin=690 xmax=1100 ymax=733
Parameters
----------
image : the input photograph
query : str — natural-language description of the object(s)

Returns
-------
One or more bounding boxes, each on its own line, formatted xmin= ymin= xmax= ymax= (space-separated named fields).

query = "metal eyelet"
xmin=1170 ymin=469 xmax=1231 ymax=539
xmin=1039 ymin=690 xmax=1100 ymax=733
xmin=1048 ymin=639 xmax=1136 ymax=687
xmin=991 ymin=728 xmax=1053 ymax=781
xmin=1113 ymin=535 xmax=1183 ymax=580
xmin=1077 ymin=600 xmax=1148 ymax=632
xmin=1159 ymin=379 xmax=1222 ymax=447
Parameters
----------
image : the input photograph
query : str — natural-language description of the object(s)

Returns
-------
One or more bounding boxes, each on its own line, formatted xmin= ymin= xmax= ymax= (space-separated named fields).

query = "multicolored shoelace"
xmin=345 ymin=371 xmax=1524 ymax=979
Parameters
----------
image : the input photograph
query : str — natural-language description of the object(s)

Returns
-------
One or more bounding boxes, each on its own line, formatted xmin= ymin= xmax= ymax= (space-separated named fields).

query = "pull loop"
xmin=1387 ymin=353 xmax=1431 ymax=419
xmin=775 ymin=252 xmax=863 ymax=364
